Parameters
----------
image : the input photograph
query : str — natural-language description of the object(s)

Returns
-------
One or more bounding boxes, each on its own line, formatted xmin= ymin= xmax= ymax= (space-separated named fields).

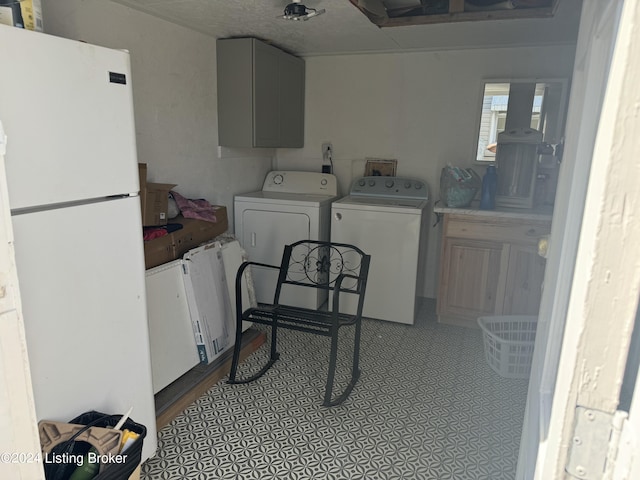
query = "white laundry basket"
xmin=477 ymin=315 xmax=538 ymax=379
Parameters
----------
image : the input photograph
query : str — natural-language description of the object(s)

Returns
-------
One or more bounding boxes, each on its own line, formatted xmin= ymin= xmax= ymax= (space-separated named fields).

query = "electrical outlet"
xmin=321 ymin=142 xmax=333 ymax=174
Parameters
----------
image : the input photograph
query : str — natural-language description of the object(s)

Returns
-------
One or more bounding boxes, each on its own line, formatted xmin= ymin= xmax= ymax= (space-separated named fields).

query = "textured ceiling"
xmin=110 ymin=0 xmax=582 ymax=56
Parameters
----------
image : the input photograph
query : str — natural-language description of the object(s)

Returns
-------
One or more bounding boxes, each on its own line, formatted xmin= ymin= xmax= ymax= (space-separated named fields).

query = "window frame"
xmin=473 ymin=78 xmax=570 ymax=164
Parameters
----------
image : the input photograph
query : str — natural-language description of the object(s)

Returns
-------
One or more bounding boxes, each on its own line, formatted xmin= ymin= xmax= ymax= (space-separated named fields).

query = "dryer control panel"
xmin=349 ymin=176 xmax=428 ymax=200
xmin=262 ymin=171 xmax=338 ymax=196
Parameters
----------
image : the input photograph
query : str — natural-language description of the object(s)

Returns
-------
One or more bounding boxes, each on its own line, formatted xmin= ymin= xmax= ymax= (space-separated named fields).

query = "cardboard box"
xmin=182 ymin=243 xmax=233 ymax=365
xmin=0 ymin=4 xmax=23 ymax=27
xmin=143 ymin=234 xmax=175 ymax=270
xmin=138 ymin=163 xmax=147 ymax=193
xmin=172 ymin=210 xmax=229 ymax=258
xmin=138 ymin=163 xmax=176 ymax=227
xmin=143 ymin=207 xmax=229 ymax=269
xmin=19 ymin=0 xmax=43 ymax=31
xmin=138 ymin=163 xmax=148 ymax=223
xmin=141 ymin=182 xmax=176 ymax=226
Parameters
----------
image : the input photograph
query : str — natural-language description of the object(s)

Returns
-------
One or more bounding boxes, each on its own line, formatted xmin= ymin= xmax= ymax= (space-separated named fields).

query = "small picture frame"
xmin=364 ymin=158 xmax=397 ymax=177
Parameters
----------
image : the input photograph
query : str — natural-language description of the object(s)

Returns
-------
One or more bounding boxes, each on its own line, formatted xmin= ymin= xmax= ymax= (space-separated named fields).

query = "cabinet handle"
xmin=526 ymin=228 xmax=537 ymax=236
xmin=538 ymin=236 xmax=550 ymax=258
xmin=251 ymin=232 xmax=256 ymax=247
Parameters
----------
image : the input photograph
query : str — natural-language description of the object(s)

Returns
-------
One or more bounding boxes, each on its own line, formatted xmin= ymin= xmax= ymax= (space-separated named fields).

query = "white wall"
xmin=277 ymin=45 xmax=577 ymax=298
xmin=41 ymin=0 xmax=273 ymax=230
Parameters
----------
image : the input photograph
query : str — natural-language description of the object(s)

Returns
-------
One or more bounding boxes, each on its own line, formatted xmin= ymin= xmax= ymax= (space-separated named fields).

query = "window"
xmin=475 ymin=80 xmax=569 ymax=162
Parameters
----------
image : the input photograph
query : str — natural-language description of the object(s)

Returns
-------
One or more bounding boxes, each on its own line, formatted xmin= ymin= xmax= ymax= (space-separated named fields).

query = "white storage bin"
xmin=146 ymin=259 xmax=200 ymax=393
xmin=477 ymin=315 xmax=538 ymax=379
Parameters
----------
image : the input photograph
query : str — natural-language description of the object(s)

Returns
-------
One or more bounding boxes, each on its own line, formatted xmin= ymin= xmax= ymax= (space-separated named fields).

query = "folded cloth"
xmin=170 ymin=190 xmax=220 ymax=223
xmin=143 ymin=227 xmax=168 ymax=241
xmin=143 ymin=223 xmax=183 ymax=241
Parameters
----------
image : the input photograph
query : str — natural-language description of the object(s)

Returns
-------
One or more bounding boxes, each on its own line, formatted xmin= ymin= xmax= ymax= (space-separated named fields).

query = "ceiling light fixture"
xmin=279 ymin=0 xmax=325 ymax=21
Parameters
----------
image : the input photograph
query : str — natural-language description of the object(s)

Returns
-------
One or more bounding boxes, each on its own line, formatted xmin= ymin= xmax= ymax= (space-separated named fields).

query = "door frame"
xmin=539 ymin=0 xmax=640 ymax=476
xmin=517 ymin=0 xmax=640 ymax=477
xmin=517 ymin=0 xmax=623 ymax=472
xmin=0 ymin=134 xmax=44 ymax=479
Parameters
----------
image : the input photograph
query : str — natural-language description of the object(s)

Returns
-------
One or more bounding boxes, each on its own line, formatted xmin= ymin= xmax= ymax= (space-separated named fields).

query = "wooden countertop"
xmin=433 ymin=204 xmax=553 ymax=221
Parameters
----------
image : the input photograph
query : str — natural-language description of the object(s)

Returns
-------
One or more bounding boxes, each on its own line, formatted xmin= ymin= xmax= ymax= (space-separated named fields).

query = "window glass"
xmin=475 ymin=81 xmax=568 ymax=162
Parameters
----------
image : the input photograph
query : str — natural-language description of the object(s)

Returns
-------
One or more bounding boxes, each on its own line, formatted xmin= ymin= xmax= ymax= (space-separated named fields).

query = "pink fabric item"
xmin=170 ymin=190 xmax=219 ymax=223
xmin=143 ymin=228 xmax=168 ymax=241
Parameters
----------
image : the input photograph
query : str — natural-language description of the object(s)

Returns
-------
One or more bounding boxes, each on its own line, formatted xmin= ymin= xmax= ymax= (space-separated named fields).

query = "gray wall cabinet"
xmin=217 ymin=38 xmax=305 ymax=148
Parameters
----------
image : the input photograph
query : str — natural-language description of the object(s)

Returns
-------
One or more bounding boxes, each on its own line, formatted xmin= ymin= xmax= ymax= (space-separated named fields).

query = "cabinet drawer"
xmin=446 ymin=216 xmax=551 ymax=244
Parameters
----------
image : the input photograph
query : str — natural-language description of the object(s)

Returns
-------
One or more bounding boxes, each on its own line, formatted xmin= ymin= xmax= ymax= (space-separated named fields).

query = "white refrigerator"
xmin=0 ymin=26 xmax=157 ymax=460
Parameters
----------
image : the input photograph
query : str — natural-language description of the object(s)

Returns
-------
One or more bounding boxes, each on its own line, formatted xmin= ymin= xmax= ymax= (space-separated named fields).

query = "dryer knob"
xmin=358 ymin=179 xmax=366 ymax=187
xmin=404 ymin=181 xmax=412 ymax=189
xmin=415 ymin=182 xmax=423 ymax=189
xmin=273 ymin=174 xmax=284 ymax=185
xmin=321 ymin=179 xmax=328 ymax=186
xmin=385 ymin=179 xmax=394 ymax=188
xmin=368 ymin=179 xmax=376 ymax=187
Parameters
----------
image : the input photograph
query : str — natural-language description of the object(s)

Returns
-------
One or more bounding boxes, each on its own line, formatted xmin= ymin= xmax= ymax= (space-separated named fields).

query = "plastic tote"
xmin=41 ymin=411 xmax=146 ymax=480
xmin=477 ymin=315 xmax=538 ymax=379
xmin=439 ymin=166 xmax=481 ymax=208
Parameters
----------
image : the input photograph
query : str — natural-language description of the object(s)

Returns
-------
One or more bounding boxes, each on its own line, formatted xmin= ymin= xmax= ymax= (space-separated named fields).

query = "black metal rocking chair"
xmin=227 ymin=240 xmax=370 ymax=406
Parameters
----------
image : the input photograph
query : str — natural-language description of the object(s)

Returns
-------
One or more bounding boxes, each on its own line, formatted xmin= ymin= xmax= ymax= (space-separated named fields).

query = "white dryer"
xmin=234 ymin=171 xmax=339 ymax=309
xmin=331 ymin=176 xmax=428 ymax=325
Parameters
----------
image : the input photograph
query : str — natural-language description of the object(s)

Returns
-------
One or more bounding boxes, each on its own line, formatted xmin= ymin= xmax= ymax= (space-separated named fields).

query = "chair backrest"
xmin=274 ymin=240 xmax=370 ymax=301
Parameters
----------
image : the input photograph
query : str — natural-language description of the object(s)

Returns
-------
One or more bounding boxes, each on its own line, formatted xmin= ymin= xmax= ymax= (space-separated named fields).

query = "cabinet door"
xmin=502 ymin=244 xmax=546 ymax=315
xmin=278 ymin=51 xmax=305 ymax=148
xmin=240 ymin=209 xmax=311 ymax=306
xmin=217 ymin=38 xmax=304 ymax=148
xmin=438 ymin=238 xmax=509 ymax=326
xmin=217 ymin=38 xmax=254 ymax=147
xmin=253 ymin=40 xmax=280 ymax=147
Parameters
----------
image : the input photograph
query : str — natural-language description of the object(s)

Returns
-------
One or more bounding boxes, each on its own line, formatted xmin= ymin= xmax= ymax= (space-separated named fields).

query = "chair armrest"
xmin=331 ymin=273 xmax=361 ymax=313
xmin=235 ymin=261 xmax=280 ymax=319
xmin=236 ymin=260 xmax=280 ymax=275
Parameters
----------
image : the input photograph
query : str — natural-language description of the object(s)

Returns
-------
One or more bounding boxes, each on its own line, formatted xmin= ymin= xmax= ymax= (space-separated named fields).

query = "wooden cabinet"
xmin=217 ymin=38 xmax=304 ymax=148
xmin=502 ymin=244 xmax=547 ymax=315
xmin=437 ymin=213 xmax=551 ymax=328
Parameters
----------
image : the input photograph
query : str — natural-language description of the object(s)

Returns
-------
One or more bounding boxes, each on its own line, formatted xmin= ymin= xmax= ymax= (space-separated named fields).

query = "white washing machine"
xmin=331 ymin=176 xmax=428 ymax=325
xmin=234 ymin=171 xmax=339 ymax=309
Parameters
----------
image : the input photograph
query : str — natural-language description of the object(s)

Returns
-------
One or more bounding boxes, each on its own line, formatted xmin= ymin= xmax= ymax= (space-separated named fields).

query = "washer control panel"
xmin=350 ymin=176 xmax=428 ymax=200
xmin=262 ymin=171 xmax=338 ymax=196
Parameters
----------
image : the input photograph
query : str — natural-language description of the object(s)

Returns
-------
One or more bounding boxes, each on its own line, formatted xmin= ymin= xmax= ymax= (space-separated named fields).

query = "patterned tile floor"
xmin=141 ymin=299 xmax=528 ymax=479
